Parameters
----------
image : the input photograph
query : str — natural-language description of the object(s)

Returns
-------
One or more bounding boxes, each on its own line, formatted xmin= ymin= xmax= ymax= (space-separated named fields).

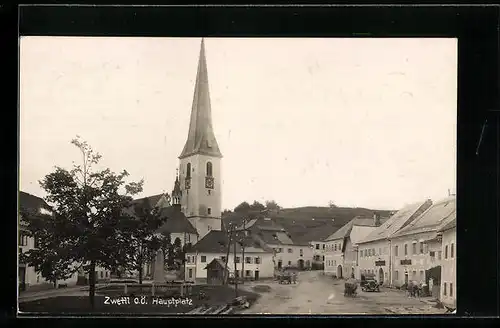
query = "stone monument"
xmin=153 ymin=248 xmax=165 ymax=283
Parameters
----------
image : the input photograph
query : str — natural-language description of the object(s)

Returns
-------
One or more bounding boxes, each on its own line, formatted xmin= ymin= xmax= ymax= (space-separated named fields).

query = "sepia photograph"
xmin=19 ymin=37 xmax=456 ymax=315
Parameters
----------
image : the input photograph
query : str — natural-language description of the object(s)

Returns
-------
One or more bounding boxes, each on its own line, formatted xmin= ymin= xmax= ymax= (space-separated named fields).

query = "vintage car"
xmin=360 ymin=273 xmax=381 ymax=292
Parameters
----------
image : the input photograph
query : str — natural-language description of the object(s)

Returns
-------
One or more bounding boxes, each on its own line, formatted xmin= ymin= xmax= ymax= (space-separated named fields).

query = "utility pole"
xmin=241 ymin=219 xmax=246 ymax=285
xmin=223 ymin=223 xmax=234 ymax=285
xmin=233 ymin=232 xmax=238 ymax=297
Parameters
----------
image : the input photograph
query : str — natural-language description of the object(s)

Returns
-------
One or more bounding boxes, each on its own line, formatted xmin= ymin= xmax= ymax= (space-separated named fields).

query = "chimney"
xmin=373 ymin=212 xmax=381 ymax=226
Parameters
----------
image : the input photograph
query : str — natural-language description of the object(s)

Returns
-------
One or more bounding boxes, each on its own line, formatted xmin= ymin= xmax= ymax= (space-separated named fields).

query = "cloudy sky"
xmin=20 ymin=37 xmax=457 ymax=211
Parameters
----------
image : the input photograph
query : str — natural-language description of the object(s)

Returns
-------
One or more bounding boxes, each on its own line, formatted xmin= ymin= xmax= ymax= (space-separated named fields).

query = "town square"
xmin=19 ymin=37 xmax=456 ymax=315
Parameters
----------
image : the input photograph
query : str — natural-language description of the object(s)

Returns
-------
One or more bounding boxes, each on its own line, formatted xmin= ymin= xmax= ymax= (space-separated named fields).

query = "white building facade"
xmin=439 ymin=220 xmax=456 ymax=307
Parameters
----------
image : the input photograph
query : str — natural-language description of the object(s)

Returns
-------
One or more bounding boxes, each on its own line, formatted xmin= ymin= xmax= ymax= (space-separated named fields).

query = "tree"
xmin=234 ymin=202 xmax=251 ymax=213
xmin=250 ymin=201 xmax=266 ymax=212
xmin=21 ymin=137 xmax=144 ymax=309
xmin=123 ymin=198 xmax=169 ymax=284
xmin=328 ymin=201 xmax=338 ymax=209
xmin=172 ymin=237 xmax=184 ymax=269
xmin=265 ymin=200 xmax=281 ymax=211
xmin=20 ymin=209 xmax=75 ymax=288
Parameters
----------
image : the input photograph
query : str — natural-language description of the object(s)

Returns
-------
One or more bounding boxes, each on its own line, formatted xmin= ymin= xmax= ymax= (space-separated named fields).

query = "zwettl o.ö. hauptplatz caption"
xmin=103 ymin=296 xmax=193 ymax=307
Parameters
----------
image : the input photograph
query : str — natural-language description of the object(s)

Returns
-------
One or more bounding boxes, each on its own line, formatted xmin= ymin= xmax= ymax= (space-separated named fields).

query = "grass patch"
xmin=19 ymin=285 xmax=260 ymax=314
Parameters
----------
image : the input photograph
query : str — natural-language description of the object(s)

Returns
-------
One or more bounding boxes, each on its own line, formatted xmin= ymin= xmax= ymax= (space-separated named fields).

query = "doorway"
xmin=298 ymin=259 xmax=304 ymax=270
xmin=337 ymin=265 xmax=343 ymax=278
xmin=255 ymin=270 xmax=259 ymax=281
xmin=404 ymin=272 xmax=409 ymax=285
xmin=378 ymin=268 xmax=384 ymax=284
xmin=278 ymin=260 xmax=282 ymax=269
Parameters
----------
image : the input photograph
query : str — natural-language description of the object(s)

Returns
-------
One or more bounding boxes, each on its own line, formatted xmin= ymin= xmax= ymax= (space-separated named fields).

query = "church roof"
xmin=179 ymin=38 xmax=222 ymax=159
xmin=157 ymin=205 xmax=198 ymax=235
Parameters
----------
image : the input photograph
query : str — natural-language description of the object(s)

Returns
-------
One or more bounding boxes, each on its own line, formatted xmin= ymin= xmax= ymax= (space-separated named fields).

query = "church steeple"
xmin=172 ymin=169 xmax=182 ymax=205
xmin=179 ymin=38 xmax=222 ymax=160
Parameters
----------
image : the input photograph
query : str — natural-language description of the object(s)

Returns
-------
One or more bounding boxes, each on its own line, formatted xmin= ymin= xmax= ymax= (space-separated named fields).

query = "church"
xmin=141 ymin=38 xmax=225 ymax=280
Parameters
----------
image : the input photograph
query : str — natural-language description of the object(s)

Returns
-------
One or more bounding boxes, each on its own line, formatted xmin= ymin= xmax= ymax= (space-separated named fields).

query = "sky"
xmin=20 ymin=37 xmax=457 ymax=211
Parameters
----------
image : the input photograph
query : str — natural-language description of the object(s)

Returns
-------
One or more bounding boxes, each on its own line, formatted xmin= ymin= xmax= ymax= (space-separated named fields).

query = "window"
xmin=255 ymin=257 xmax=260 ymax=264
xmin=322 ymin=256 xmax=325 ymax=261
xmin=316 ymin=244 xmax=320 ymax=250
xmin=445 ymin=245 xmax=448 ymax=259
xmin=245 ymin=257 xmax=252 ymax=264
xmin=394 ymin=245 xmax=399 ymax=257
xmin=450 ymin=283 xmax=453 ymax=297
xmin=235 ymin=270 xmax=240 ymax=278
xmin=287 ymin=248 xmax=293 ymax=253
xmin=186 ymin=163 xmax=191 ymax=178
xmin=419 ymin=242 xmax=424 ymax=254
xmin=364 ymin=250 xmax=367 ymax=257
xmin=245 ymin=270 xmax=252 ymax=277
xmin=188 ymin=269 xmax=193 ymax=278
xmin=235 ymin=257 xmax=240 ymax=263
xmin=299 ymin=249 xmax=303 ymax=256
xmin=360 ymin=251 xmax=363 ymax=258
xmin=334 ymin=244 xmax=337 ymax=251
xmin=100 ymin=271 xmax=104 ymax=278
xmin=220 ymin=256 xmax=226 ymax=263
xmin=208 ymin=190 xmax=211 ymax=195
xmin=19 ymin=232 xmax=28 ymax=246
xmin=430 ymin=251 xmax=435 ymax=257
xmin=379 ymin=248 xmax=381 ymax=255
xmin=206 ymin=162 xmax=213 ymax=177
xmin=404 ymin=244 xmax=408 ymax=256
xmin=443 ymin=283 xmax=447 ymax=296
xmin=207 ymin=208 xmax=212 ymax=215
xmin=288 ymin=261 xmax=291 ymax=265
xmin=451 ymin=243 xmax=454 ymax=258
xmin=438 ymin=251 xmax=442 ymax=260
xmin=322 ymin=244 xmax=325 ymax=250
xmin=201 ymin=256 xmax=207 ymax=263
xmin=412 ymin=243 xmax=417 ymax=255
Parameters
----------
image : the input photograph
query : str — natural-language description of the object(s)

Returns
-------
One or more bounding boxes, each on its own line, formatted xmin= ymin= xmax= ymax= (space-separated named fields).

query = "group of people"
xmin=406 ymin=280 xmax=428 ymax=298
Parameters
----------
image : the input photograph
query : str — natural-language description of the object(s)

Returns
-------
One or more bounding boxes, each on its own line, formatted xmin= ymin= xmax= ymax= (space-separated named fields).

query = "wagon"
xmin=344 ymin=279 xmax=358 ymax=297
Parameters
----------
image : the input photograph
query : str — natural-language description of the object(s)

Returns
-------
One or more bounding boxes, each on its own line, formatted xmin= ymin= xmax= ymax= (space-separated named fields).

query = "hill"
xmin=222 ymin=206 xmax=394 ymax=243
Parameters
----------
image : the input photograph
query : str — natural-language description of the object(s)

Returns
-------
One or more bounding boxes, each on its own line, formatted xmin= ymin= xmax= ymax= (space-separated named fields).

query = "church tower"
xmin=178 ymin=38 xmax=223 ymax=240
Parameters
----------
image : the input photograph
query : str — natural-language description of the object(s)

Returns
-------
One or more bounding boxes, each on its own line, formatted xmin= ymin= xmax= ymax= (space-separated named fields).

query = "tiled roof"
xmin=252 ymin=230 xmax=295 ymax=246
xmin=235 ymin=217 xmax=286 ymax=232
xmin=19 ymin=191 xmax=51 ymax=213
xmin=133 ymin=194 xmax=166 ymax=208
xmin=157 ymin=205 xmax=198 ymax=235
xmin=190 ymin=230 xmax=271 ymax=253
xmin=325 ymin=216 xmax=379 ymax=241
xmin=391 ymin=197 xmax=456 ymax=239
xmin=437 ymin=213 xmax=456 ymax=232
xmin=359 ymin=200 xmax=433 ymax=244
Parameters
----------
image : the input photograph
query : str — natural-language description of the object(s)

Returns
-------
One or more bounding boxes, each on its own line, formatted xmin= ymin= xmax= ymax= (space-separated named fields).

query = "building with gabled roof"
xmin=323 ymin=214 xmax=387 ymax=279
xmin=184 ymin=230 xmax=274 ymax=282
xmin=438 ymin=214 xmax=456 ymax=308
xmin=389 ymin=196 xmax=456 ymax=288
xmin=357 ymin=199 xmax=433 ymax=285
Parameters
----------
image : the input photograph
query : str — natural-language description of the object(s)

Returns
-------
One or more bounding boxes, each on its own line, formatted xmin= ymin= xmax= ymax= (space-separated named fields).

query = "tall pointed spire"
xmin=179 ymin=38 xmax=222 ymax=159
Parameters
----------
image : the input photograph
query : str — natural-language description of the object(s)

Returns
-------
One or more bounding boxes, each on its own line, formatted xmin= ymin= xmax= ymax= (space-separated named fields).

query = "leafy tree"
xmin=172 ymin=237 xmax=184 ymax=269
xmin=250 ymin=201 xmax=266 ymax=212
xmin=20 ymin=137 xmax=144 ymax=309
xmin=123 ymin=198 xmax=169 ymax=284
xmin=234 ymin=201 xmax=251 ymax=213
xmin=328 ymin=201 xmax=338 ymax=209
xmin=265 ymin=200 xmax=281 ymax=211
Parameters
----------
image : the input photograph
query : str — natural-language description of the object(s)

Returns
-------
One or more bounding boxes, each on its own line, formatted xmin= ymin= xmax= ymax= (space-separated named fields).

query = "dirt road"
xmin=239 ymin=271 xmax=446 ymax=315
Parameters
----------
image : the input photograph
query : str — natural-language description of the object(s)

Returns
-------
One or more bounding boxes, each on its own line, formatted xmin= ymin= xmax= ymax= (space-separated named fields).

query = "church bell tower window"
xmin=185 ymin=163 xmax=191 ymax=189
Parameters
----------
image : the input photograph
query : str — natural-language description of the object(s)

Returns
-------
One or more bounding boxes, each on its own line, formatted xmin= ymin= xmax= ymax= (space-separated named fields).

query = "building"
xmin=389 ymin=196 xmax=456 ymax=288
xmin=295 ymin=224 xmax=339 ymax=269
xmin=184 ymin=230 xmax=274 ymax=283
xmin=357 ymin=199 xmax=433 ymax=285
xmin=236 ymin=217 xmax=314 ymax=270
xmin=18 ymin=191 xmax=94 ymax=290
xmin=178 ymin=38 xmax=223 ymax=241
xmin=204 ymin=258 xmax=229 ymax=285
xmin=438 ymin=216 xmax=456 ymax=308
xmin=324 ymin=214 xmax=385 ymax=279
